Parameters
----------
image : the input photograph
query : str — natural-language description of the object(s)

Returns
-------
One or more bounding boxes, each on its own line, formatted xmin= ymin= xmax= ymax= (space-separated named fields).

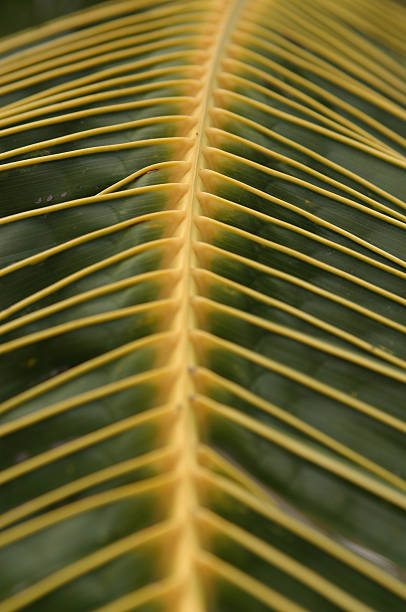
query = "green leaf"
xmin=1 ymin=0 xmax=406 ymax=610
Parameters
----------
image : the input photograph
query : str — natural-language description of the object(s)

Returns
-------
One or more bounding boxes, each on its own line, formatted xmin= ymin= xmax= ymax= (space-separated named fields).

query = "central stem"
xmin=169 ymin=1 xmax=243 ymax=610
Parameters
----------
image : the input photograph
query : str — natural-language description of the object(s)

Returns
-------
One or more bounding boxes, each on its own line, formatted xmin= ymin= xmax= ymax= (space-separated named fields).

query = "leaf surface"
xmin=0 ymin=0 xmax=406 ymax=610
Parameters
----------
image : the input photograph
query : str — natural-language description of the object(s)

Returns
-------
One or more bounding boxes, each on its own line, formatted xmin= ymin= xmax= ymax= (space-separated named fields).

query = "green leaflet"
xmin=0 ymin=0 xmax=406 ymax=611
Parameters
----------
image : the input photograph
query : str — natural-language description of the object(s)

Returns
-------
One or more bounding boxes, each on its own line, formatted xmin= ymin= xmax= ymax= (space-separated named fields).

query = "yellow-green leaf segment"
xmin=0 ymin=0 xmax=406 ymax=610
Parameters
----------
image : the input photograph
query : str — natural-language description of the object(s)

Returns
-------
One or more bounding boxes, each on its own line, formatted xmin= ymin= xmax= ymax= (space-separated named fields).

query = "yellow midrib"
xmin=170 ymin=1 xmax=244 ymax=610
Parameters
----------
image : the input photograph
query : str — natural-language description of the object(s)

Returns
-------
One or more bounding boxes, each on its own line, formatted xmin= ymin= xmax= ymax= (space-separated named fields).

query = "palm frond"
xmin=1 ymin=0 xmax=406 ymax=610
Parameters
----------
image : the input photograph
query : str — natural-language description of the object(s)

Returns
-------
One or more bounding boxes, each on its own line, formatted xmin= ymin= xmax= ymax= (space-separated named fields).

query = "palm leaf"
xmin=0 ymin=0 xmax=406 ymax=610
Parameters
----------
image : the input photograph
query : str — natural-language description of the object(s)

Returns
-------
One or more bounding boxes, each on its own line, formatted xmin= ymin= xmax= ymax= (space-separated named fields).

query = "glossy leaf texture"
xmin=0 ymin=0 xmax=406 ymax=610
